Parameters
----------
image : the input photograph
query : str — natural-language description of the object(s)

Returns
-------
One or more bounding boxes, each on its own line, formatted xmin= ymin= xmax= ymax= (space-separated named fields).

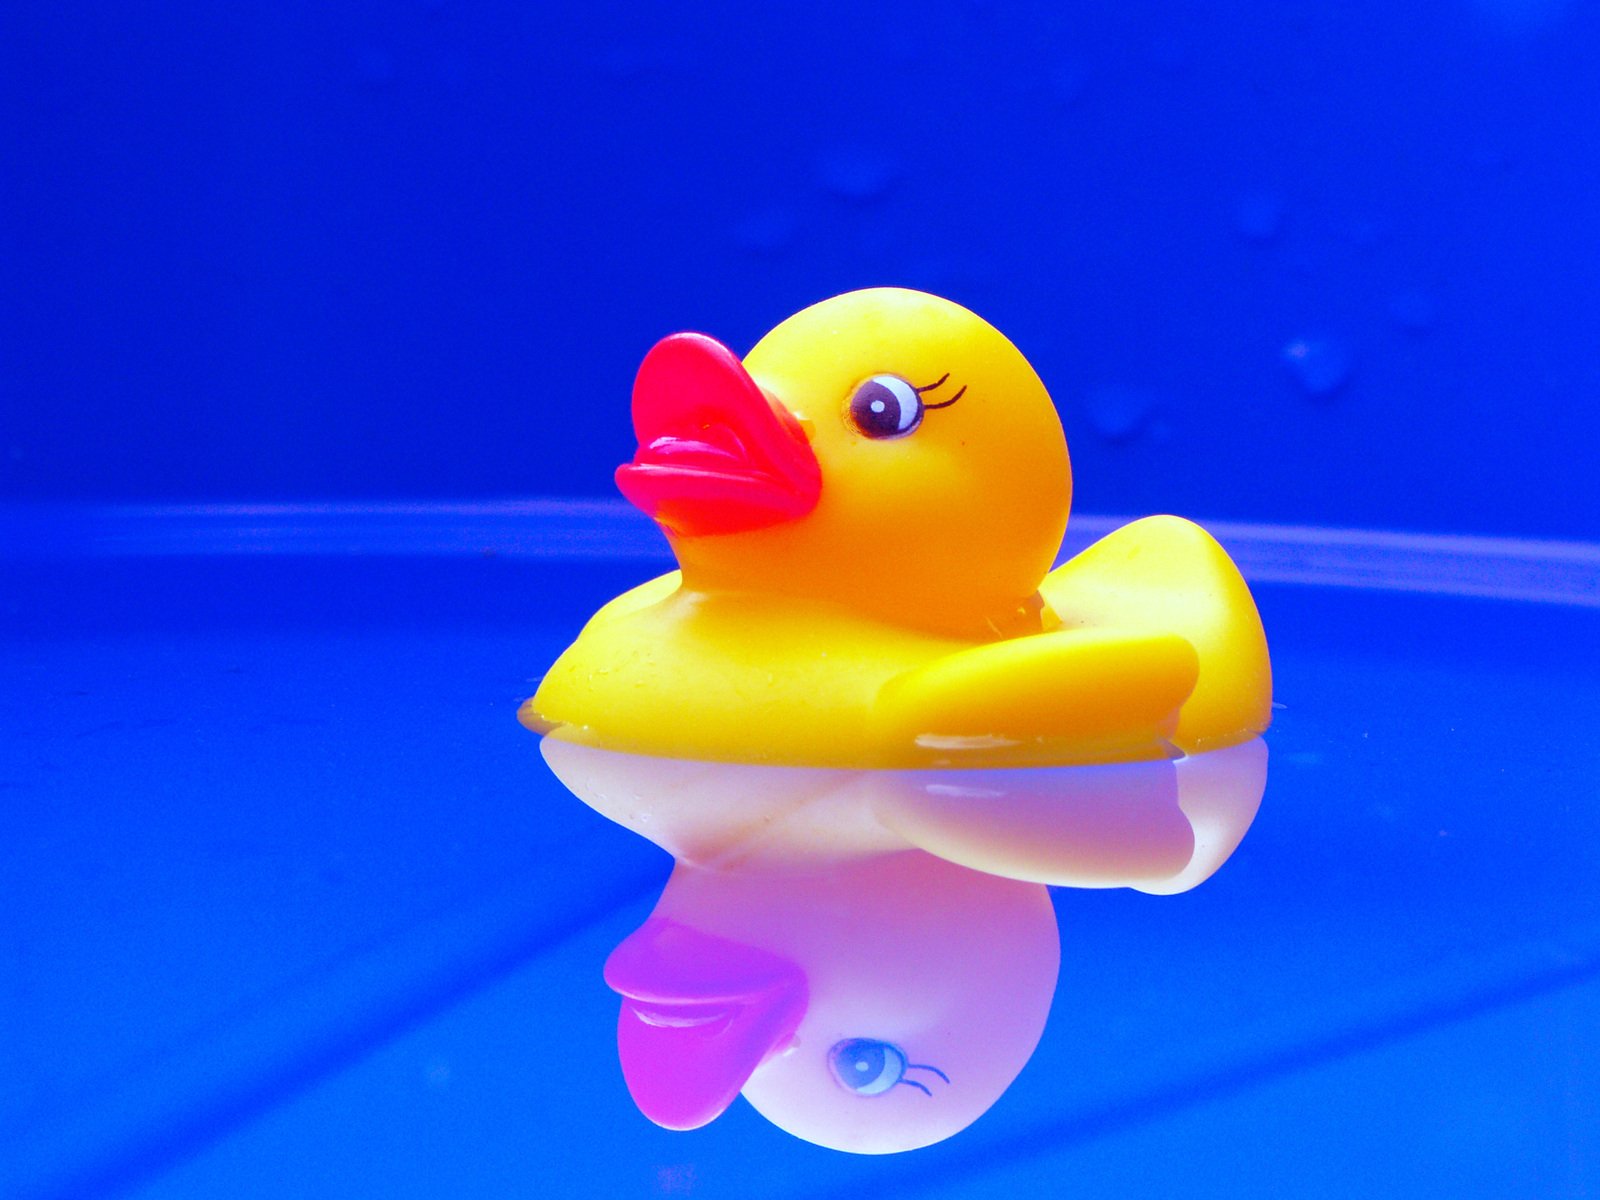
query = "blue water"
xmin=4 ymin=512 xmax=1597 ymax=1198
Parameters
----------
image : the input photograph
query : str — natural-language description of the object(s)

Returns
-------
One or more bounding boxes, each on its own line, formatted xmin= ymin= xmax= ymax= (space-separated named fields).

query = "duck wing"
xmin=1041 ymin=516 xmax=1271 ymax=753
xmin=873 ymin=627 xmax=1198 ymax=766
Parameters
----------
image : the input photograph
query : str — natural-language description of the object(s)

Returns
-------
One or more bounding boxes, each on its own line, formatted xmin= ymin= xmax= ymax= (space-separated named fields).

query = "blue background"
xmin=3 ymin=0 xmax=1596 ymax=537
xmin=5 ymin=7 xmax=1600 ymax=1195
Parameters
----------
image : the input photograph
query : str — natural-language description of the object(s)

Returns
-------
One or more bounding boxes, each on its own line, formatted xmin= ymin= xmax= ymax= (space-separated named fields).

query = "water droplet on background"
xmin=1051 ymin=60 xmax=1092 ymax=106
xmin=1471 ymin=0 xmax=1568 ymax=34
xmin=1387 ymin=291 xmax=1437 ymax=335
xmin=598 ymin=45 xmax=645 ymax=80
xmin=1277 ymin=245 xmax=1316 ymax=276
xmin=354 ymin=47 xmax=396 ymax=87
xmin=1081 ymin=385 xmax=1161 ymax=442
xmin=1281 ymin=337 xmax=1353 ymax=398
xmin=1466 ymin=144 xmax=1514 ymax=173
xmin=883 ymin=28 xmax=928 ymax=68
xmin=1232 ymin=191 xmax=1285 ymax=243
xmin=1146 ymin=34 xmax=1191 ymax=75
xmin=1344 ymin=218 xmax=1384 ymax=252
xmin=731 ymin=210 xmax=798 ymax=255
xmin=819 ymin=152 xmax=897 ymax=203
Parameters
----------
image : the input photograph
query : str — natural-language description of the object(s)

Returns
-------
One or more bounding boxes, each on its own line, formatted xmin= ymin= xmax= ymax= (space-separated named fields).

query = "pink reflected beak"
xmin=603 ymin=917 xmax=808 ymax=1130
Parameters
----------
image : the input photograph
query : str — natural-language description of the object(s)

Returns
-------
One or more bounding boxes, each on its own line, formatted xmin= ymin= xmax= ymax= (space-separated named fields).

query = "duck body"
xmin=523 ymin=288 xmax=1271 ymax=768
xmin=529 ymin=516 xmax=1265 ymax=767
xmin=531 ymin=578 xmax=962 ymax=766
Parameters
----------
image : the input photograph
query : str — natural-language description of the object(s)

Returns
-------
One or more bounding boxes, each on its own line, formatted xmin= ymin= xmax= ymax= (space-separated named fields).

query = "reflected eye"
xmin=829 ymin=1039 xmax=907 ymax=1095
xmin=848 ymin=375 xmax=923 ymax=439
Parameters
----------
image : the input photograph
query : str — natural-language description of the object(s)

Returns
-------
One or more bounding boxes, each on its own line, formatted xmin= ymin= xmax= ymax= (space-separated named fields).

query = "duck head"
xmin=616 ymin=288 xmax=1071 ymax=638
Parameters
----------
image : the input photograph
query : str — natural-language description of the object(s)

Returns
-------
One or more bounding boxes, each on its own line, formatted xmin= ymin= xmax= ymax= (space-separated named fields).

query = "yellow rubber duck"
xmin=522 ymin=287 xmax=1270 ymax=768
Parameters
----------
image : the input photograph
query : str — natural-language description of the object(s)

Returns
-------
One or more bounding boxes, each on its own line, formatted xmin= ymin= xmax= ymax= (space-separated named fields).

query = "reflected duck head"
xmin=605 ymin=851 xmax=1060 ymax=1153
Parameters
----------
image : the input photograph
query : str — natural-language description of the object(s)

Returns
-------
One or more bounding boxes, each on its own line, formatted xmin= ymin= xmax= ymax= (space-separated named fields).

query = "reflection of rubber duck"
xmin=541 ymin=738 xmax=1267 ymax=887
xmin=560 ymin=743 xmax=1267 ymax=1152
xmin=605 ymin=852 xmax=1059 ymax=1152
xmin=523 ymin=287 xmax=1270 ymax=767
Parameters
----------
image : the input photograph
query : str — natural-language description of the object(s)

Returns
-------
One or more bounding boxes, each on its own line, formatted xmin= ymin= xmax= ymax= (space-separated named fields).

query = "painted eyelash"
xmin=915 ymin=373 xmax=966 ymax=410
xmin=897 ymin=1062 xmax=952 ymax=1096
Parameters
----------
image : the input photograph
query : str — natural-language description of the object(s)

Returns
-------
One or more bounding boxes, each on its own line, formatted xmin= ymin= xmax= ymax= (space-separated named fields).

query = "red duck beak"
xmin=604 ymin=918 xmax=808 ymax=1131
xmin=615 ymin=333 xmax=822 ymax=537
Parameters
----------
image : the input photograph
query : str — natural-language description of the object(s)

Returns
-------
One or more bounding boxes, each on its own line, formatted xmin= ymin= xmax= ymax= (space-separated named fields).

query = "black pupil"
xmin=850 ymin=377 xmax=920 ymax=438
xmin=847 ymin=1045 xmax=883 ymax=1081
xmin=831 ymin=1040 xmax=889 ymax=1090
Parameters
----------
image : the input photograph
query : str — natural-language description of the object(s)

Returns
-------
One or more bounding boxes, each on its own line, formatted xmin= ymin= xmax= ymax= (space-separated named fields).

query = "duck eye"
xmin=828 ymin=1039 xmax=907 ymax=1095
xmin=848 ymin=375 xmax=923 ymax=439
